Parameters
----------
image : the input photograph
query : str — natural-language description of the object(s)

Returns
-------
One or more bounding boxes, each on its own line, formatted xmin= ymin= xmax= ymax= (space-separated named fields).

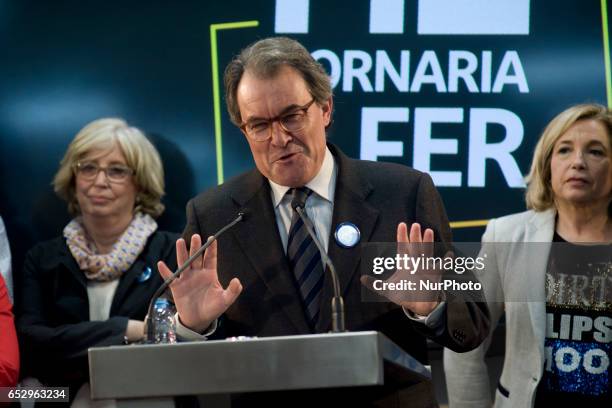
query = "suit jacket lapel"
xmin=316 ymin=145 xmax=380 ymax=332
xmin=230 ymin=170 xmax=311 ymax=333
xmin=524 ymin=209 xmax=555 ymax=363
xmin=110 ymin=257 xmax=146 ymax=314
xmin=59 ymin=242 xmax=87 ymax=289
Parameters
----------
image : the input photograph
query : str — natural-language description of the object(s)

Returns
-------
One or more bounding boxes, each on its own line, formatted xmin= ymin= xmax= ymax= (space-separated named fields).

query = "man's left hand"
xmin=361 ymin=222 xmax=442 ymax=316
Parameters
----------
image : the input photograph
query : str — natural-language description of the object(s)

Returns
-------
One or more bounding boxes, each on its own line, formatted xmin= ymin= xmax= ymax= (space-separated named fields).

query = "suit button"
xmin=452 ymin=329 xmax=466 ymax=342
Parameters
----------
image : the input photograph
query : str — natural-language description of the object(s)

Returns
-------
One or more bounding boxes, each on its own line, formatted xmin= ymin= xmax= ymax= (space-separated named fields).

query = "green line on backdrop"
xmin=602 ymin=0 xmax=612 ymax=107
xmin=210 ymin=20 xmax=259 ymax=184
xmin=450 ymin=219 xmax=489 ymax=229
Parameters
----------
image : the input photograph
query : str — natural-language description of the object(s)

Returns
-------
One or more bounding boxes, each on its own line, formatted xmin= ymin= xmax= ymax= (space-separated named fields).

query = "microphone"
xmin=291 ymin=199 xmax=346 ymax=333
xmin=144 ymin=210 xmax=248 ymax=343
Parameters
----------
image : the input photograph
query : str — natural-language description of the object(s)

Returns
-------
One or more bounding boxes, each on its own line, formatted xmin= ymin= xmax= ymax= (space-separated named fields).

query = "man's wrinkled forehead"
xmin=241 ymin=61 xmax=301 ymax=85
xmin=238 ymin=65 xmax=309 ymax=99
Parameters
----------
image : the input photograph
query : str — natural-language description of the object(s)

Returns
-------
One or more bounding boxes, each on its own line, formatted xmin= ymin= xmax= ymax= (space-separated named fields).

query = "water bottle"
xmin=152 ymin=298 xmax=177 ymax=344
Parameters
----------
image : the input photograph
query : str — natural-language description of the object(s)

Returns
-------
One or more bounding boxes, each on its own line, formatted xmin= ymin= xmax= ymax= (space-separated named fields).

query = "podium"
xmin=88 ymin=331 xmax=431 ymax=407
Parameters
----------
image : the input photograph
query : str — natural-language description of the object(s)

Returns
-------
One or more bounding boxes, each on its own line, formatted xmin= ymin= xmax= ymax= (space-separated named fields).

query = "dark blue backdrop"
xmin=1 ymin=0 xmax=609 ymax=277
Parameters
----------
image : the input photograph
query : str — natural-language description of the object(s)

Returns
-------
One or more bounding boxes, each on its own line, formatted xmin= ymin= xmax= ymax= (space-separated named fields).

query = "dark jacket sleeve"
xmin=0 ymin=274 xmax=19 ymax=387
xmin=414 ymin=171 xmax=453 ymax=246
xmin=411 ymin=173 xmax=490 ymax=352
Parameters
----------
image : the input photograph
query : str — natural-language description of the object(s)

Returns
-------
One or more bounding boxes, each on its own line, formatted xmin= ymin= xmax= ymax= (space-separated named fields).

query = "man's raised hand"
xmin=157 ymin=234 xmax=242 ymax=333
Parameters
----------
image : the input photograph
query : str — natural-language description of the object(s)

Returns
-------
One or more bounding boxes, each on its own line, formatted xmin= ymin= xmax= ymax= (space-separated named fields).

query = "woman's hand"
xmin=157 ymin=234 xmax=242 ymax=333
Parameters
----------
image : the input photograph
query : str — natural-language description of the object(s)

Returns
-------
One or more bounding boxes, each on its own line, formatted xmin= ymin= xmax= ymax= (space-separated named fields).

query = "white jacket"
xmin=444 ymin=209 xmax=555 ymax=408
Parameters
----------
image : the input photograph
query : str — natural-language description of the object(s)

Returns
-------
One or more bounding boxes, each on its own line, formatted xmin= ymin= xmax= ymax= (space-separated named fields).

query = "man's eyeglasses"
xmin=75 ymin=161 xmax=134 ymax=183
xmin=240 ymin=98 xmax=316 ymax=142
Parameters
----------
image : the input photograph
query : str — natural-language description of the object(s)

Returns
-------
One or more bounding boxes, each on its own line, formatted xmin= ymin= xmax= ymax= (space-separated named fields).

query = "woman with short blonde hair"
xmin=18 ymin=118 xmax=178 ymax=403
xmin=53 ymin=117 xmax=165 ymax=217
xmin=445 ymin=103 xmax=612 ymax=407
xmin=525 ymin=103 xmax=612 ymax=213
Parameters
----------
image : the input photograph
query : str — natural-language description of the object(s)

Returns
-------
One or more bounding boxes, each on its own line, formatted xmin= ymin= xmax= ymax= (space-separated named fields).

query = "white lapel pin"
xmin=334 ymin=222 xmax=361 ymax=249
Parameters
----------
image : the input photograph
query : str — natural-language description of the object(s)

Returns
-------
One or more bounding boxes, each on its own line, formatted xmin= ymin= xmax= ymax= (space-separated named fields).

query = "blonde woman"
xmin=17 ymin=118 xmax=178 ymax=401
xmin=444 ymin=104 xmax=612 ymax=407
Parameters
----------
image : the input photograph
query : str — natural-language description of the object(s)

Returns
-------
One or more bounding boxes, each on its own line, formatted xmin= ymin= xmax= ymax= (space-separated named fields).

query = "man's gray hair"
xmin=224 ymin=36 xmax=332 ymax=126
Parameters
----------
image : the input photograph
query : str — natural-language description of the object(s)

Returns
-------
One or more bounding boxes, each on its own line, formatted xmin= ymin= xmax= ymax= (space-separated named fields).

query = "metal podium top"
xmin=88 ymin=330 xmax=431 ymax=400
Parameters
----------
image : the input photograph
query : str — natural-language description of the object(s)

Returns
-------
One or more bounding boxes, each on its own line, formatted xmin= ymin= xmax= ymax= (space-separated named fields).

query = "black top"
xmin=16 ymin=230 xmax=178 ymax=393
xmin=535 ymin=232 xmax=611 ymax=406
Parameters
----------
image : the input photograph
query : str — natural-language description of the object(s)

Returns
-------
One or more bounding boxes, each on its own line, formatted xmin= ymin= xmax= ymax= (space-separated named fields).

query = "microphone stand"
xmin=294 ymin=206 xmax=346 ymax=333
xmin=144 ymin=211 xmax=246 ymax=343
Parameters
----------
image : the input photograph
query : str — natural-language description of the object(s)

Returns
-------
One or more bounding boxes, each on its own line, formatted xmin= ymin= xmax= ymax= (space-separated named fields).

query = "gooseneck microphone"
xmin=291 ymin=200 xmax=346 ymax=333
xmin=144 ymin=210 xmax=248 ymax=343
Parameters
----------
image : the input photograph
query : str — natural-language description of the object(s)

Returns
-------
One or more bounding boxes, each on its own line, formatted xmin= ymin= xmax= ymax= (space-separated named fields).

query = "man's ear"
xmin=321 ymin=96 xmax=333 ymax=127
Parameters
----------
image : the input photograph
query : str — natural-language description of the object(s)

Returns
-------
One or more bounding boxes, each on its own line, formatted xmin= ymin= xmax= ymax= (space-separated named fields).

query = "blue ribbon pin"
xmin=138 ymin=266 xmax=152 ymax=283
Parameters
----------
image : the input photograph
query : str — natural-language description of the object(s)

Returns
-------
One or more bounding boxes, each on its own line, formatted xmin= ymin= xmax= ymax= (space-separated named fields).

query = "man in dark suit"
xmin=158 ymin=37 xmax=489 ymax=407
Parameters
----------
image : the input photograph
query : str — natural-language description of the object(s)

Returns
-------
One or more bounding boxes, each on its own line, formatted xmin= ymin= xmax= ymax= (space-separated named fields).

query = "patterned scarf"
xmin=64 ymin=212 xmax=157 ymax=282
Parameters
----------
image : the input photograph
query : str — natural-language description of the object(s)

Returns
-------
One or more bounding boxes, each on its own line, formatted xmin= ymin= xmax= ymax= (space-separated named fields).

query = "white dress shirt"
xmin=269 ymin=147 xmax=337 ymax=253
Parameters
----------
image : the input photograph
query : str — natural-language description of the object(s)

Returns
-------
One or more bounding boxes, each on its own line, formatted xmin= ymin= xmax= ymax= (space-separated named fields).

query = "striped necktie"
xmin=287 ymin=187 xmax=324 ymax=327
